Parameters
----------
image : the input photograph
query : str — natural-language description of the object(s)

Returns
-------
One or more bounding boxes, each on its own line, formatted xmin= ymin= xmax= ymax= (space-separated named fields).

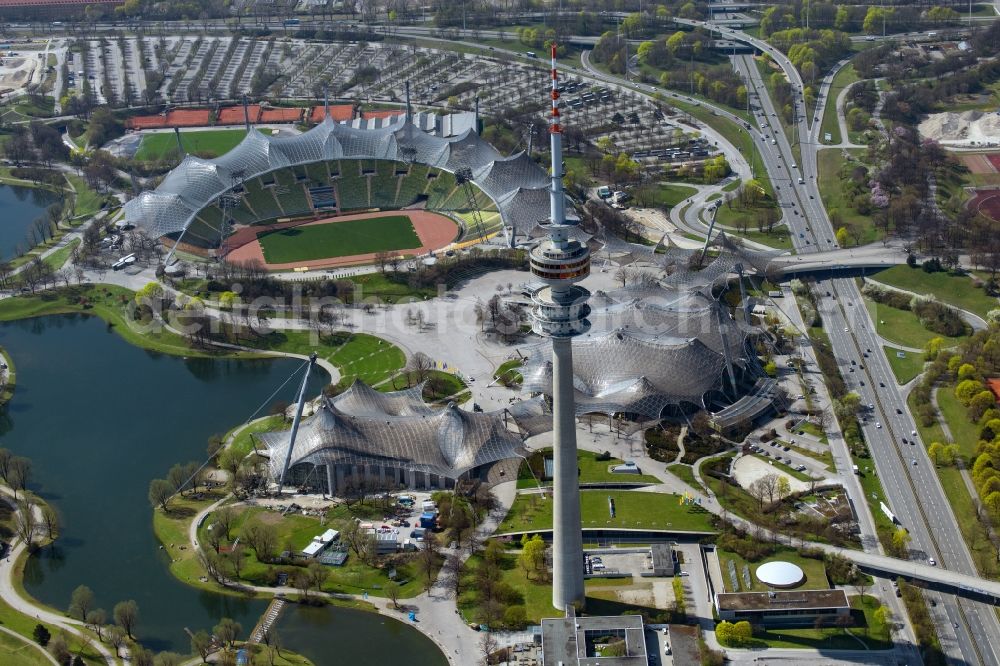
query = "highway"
xmin=708 ymin=19 xmax=1000 ymax=665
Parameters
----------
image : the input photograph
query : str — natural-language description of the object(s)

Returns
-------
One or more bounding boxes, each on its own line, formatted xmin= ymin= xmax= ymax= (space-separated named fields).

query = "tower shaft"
xmin=529 ymin=44 xmax=590 ymax=611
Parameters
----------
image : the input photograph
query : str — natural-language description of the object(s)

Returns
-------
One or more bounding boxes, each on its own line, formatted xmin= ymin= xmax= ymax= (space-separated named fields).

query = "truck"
xmin=852 ymin=464 xmax=860 ymax=475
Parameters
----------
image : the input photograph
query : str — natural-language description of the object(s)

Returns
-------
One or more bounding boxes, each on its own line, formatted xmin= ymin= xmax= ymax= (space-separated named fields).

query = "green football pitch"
xmin=257 ymin=215 xmax=422 ymax=263
xmin=134 ymin=129 xmax=254 ymax=161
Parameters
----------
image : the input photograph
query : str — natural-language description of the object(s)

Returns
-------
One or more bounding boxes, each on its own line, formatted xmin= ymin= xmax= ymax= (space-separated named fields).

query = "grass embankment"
xmin=65 ymin=174 xmax=106 ymax=219
xmin=344 ymin=272 xmax=437 ymax=303
xmin=817 ymin=148 xmax=880 ymax=245
xmin=496 ymin=489 xmax=715 ymax=534
xmin=666 ymin=463 xmax=701 ymax=491
xmin=516 ymin=449 xmax=662 ymax=489
xmin=819 ymin=64 xmax=859 ymax=146
xmin=907 ymin=389 xmax=1000 ymax=579
xmin=0 ymin=285 xmax=254 ymax=359
xmin=872 ymin=265 xmax=998 ymax=319
xmin=884 ymin=347 xmax=924 ymax=385
xmin=0 ymin=346 xmax=15 ymax=404
xmin=134 ymin=129 xmax=252 ymax=161
xmin=255 ymin=330 xmax=405 ymax=387
xmin=42 ymin=239 xmax=80 ymax=272
xmin=863 ymin=297 xmax=968 ymax=349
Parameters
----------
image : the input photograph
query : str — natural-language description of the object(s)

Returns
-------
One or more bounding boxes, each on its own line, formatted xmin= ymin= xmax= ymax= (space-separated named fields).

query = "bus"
xmin=283 ymin=18 xmax=300 ymax=27
xmin=112 ymin=254 xmax=136 ymax=271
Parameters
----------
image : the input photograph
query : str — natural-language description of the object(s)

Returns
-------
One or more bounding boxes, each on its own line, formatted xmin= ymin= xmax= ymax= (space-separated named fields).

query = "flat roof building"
xmin=541 ymin=615 xmax=649 ymax=665
xmin=649 ymin=543 xmax=676 ymax=577
xmin=715 ymin=589 xmax=850 ymax=627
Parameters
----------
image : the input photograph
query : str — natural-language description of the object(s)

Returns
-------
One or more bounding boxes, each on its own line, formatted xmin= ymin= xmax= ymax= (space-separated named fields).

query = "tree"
xmin=405 ymin=351 xmax=434 ymax=386
xmin=106 ymin=625 xmax=126 ymax=657
xmin=479 ymin=631 xmax=498 ymax=665
xmin=417 ymin=533 xmax=440 ymax=591
xmin=69 ymin=585 xmax=95 ymax=621
xmin=928 ymin=442 xmax=945 ymax=466
xmin=8 ymin=455 xmax=31 ymax=498
xmin=891 ymin=527 xmax=911 ymax=555
xmin=148 ymin=478 xmax=174 ymax=511
xmin=776 ymin=476 xmax=791 ymax=500
xmin=214 ymin=618 xmax=241 ymax=649
xmin=33 ymin=623 xmax=50 ymax=646
xmin=385 ymin=581 xmax=401 ymax=609
xmin=873 ymin=605 xmax=893 ymax=640
xmin=113 ymin=599 xmax=139 ymax=639
xmin=215 ymin=506 xmax=236 ymax=541
xmin=519 ymin=534 xmax=547 ymax=579
xmin=14 ymin=500 xmax=36 ymax=547
xmin=86 ymin=609 xmax=107 ymax=639
xmin=48 ymin=634 xmax=70 ymax=664
xmin=835 ymin=226 xmax=850 ymax=248
xmin=190 ymin=629 xmax=213 ymax=663
xmin=41 ymin=505 xmax=58 ymax=541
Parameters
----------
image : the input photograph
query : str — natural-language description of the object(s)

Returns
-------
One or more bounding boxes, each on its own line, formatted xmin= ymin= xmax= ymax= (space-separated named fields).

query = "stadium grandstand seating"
xmin=370 ymin=161 xmax=398 ymax=210
xmin=335 ymin=164 xmax=370 ymax=211
xmin=326 ymin=160 xmax=341 ymax=179
xmin=273 ymin=170 xmax=311 ymax=217
xmin=241 ymin=179 xmax=283 ymax=221
xmin=305 ymin=161 xmax=329 ymax=185
xmin=439 ymin=178 xmax=472 ymax=210
xmin=309 ymin=185 xmax=337 ymax=210
xmin=185 ymin=205 xmax=225 ymax=244
xmin=394 ymin=164 xmax=429 ymax=207
xmin=425 ymin=171 xmax=458 ymax=210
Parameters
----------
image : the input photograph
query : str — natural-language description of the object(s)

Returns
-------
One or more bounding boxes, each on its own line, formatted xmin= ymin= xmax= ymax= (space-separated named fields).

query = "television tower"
xmin=529 ymin=44 xmax=591 ymax=612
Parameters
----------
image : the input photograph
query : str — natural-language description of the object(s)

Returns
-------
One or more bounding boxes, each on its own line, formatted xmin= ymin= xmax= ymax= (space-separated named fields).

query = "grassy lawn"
xmin=497 ymin=489 xmax=715 ymax=534
xmin=820 ymin=64 xmax=859 ymax=146
xmin=935 ymin=388 xmax=980 ymax=461
xmin=817 ymin=148 xmax=880 ymax=243
xmin=493 ymin=359 xmax=523 ymax=385
xmin=229 ymin=415 xmax=286 ymax=458
xmin=65 ymin=174 xmax=105 ymax=219
xmin=666 ymin=463 xmax=700 ymax=490
xmin=516 ymin=449 xmax=662 ymax=489
xmin=863 ymin=297 xmax=966 ymax=349
xmin=0 ymin=629 xmax=52 ymax=666
xmin=153 ymin=488 xmax=234 ymax=594
xmin=201 ymin=503 xmax=436 ymax=599
xmin=386 ymin=369 xmax=467 ymax=401
xmin=134 ymin=129 xmax=252 ymax=161
xmin=258 ymin=216 xmax=423 ymax=264
xmin=42 ymin=238 xmax=80 ymax=271
xmin=459 ymin=549 xmax=650 ymax=625
xmin=647 ymin=183 xmax=698 ymax=207
xmin=0 ymin=285 xmax=255 ymax=359
xmin=717 ymin=546 xmax=829 ymax=592
xmin=253 ymin=330 xmax=405 ymax=387
xmin=871 ymin=265 xmax=999 ymax=319
xmin=731 ymin=226 xmax=794 ymax=251
xmin=884 ymin=346 xmax=924 ymax=385
xmin=344 ymin=272 xmax=436 ymax=303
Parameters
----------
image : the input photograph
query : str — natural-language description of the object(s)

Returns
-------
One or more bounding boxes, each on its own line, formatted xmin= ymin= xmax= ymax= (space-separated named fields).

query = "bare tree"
xmin=479 ymin=632 xmax=498 ymax=665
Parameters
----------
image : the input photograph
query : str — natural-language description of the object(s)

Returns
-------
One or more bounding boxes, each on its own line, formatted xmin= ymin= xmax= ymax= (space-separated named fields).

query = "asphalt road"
xmin=715 ymin=21 xmax=1000 ymax=665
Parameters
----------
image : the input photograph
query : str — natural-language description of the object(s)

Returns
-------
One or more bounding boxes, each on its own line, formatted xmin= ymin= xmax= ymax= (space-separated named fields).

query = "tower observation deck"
xmin=529 ymin=44 xmax=591 ymax=612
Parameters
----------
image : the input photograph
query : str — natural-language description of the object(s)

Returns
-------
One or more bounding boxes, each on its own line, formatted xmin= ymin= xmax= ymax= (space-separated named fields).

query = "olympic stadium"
xmin=122 ymin=110 xmax=577 ymax=265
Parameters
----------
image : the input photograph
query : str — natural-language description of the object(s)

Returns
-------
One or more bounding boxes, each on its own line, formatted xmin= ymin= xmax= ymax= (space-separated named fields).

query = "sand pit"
xmin=919 ymin=110 xmax=1000 ymax=147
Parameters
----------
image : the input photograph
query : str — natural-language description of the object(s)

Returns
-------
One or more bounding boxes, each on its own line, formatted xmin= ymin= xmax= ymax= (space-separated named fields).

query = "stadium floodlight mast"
xmin=529 ymin=43 xmax=591 ymax=612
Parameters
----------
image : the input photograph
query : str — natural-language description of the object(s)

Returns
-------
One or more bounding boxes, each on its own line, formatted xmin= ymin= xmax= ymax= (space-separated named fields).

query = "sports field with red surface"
xmin=224 ymin=210 xmax=458 ymax=270
xmin=969 ymin=189 xmax=1000 ymax=222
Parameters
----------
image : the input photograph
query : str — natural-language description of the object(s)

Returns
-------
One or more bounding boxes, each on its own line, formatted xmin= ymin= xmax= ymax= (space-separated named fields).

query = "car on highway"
xmin=912 ymin=459 xmax=918 ymax=466
xmin=875 ymin=422 xmax=882 ymax=428
xmin=911 ymin=430 xmax=917 ymax=436
xmin=928 ymin=558 xmax=936 ymax=566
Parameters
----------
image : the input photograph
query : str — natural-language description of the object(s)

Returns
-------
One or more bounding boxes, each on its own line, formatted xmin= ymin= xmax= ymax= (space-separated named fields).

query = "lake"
xmin=0 ymin=314 xmax=446 ymax=662
xmin=0 ymin=183 xmax=60 ymax=261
